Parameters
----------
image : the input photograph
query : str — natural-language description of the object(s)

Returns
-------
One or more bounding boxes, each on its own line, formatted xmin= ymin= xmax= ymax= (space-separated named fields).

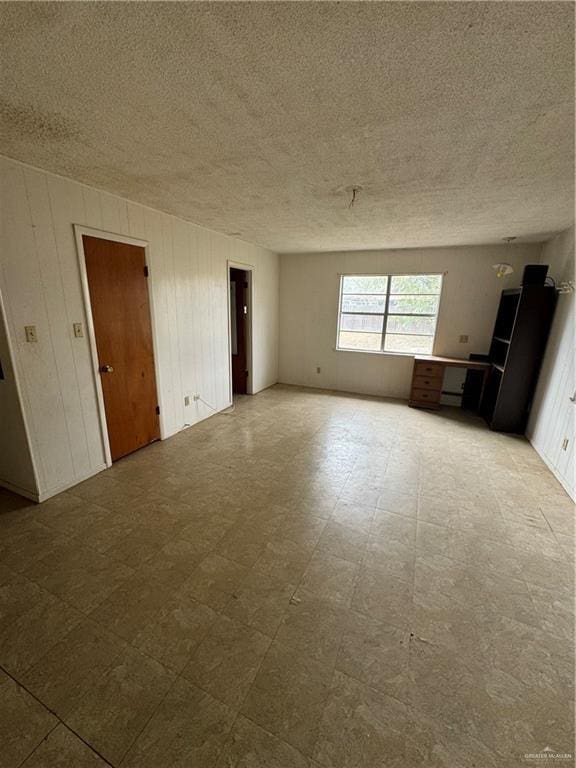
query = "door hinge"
xmin=155 ymin=405 xmax=160 ymax=415
xmin=144 ymin=265 xmax=149 ymax=277
xmin=245 ymin=370 xmax=249 ymax=377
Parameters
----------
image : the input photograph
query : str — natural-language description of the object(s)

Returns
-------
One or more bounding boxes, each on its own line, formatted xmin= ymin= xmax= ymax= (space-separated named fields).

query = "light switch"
xmin=73 ymin=323 xmax=84 ymax=338
xmin=25 ymin=325 xmax=37 ymax=343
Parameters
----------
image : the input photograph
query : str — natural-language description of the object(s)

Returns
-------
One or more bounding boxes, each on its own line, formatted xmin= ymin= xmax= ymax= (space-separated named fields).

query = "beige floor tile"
xmin=375 ymin=489 xmax=418 ymax=518
xmin=336 ymin=611 xmax=410 ymax=699
xmin=20 ymin=619 xmax=126 ymax=719
xmin=24 ymin=543 xmax=134 ymax=612
xmin=275 ymin=593 xmax=346 ymax=665
xmin=132 ymin=593 xmax=217 ymax=672
xmin=297 ymin=552 xmax=359 ymax=608
xmin=215 ymin=715 xmax=311 ymax=768
xmin=241 ymin=640 xmax=332 ymax=756
xmin=364 ymin=537 xmax=415 ymax=583
xmin=527 ymin=582 xmax=575 ymax=641
xmin=0 ymin=590 xmax=82 ymax=677
xmin=371 ymin=509 xmax=417 ymax=545
xmin=0 ymin=522 xmax=70 ymax=574
xmin=181 ymin=554 xmax=249 ymax=610
xmin=223 ymin=568 xmax=296 ymax=636
xmin=316 ymin=521 xmax=368 ymax=564
xmin=87 ymin=572 xmax=175 ymax=641
xmin=253 ymin=538 xmax=312 ymax=581
xmin=352 ymin=567 xmax=413 ymax=629
xmin=0 ymin=570 xmax=46 ymax=624
xmin=0 ymin=669 xmax=58 ymax=768
xmin=183 ymin=614 xmax=271 ymax=708
xmin=313 ymin=671 xmax=409 ymax=768
xmin=20 ymin=724 xmax=108 ymax=767
xmin=212 ymin=522 xmax=269 ymax=567
xmin=330 ymin=500 xmax=375 ymax=534
xmin=417 ymin=496 xmax=463 ymax=527
xmin=403 ymin=708 xmax=501 ymax=768
xmin=1 ymin=387 xmax=573 ymax=768
xmin=279 ymin=515 xmax=328 ymax=551
xmin=65 ymin=645 xmax=175 ymax=765
xmin=122 ymin=677 xmax=234 ymax=768
xmin=414 ymin=551 xmax=476 ymax=607
xmin=39 ymin=500 xmax=114 ymax=538
xmin=103 ymin=526 xmax=171 ymax=569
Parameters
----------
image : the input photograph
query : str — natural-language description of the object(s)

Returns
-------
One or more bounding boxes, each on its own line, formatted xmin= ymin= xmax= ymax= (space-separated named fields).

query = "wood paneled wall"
xmin=0 ymin=156 xmax=279 ymax=501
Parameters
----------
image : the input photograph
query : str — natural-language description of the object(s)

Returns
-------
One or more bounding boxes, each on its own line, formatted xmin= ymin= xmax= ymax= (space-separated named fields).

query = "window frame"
xmin=335 ymin=272 xmax=444 ymax=356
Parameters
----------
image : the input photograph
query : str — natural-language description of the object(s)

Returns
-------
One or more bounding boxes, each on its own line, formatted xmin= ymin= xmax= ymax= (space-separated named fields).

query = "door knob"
xmin=100 ymin=364 xmax=114 ymax=373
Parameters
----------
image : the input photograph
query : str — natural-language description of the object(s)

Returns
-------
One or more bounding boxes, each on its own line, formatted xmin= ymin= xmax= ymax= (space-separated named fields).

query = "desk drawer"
xmin=413 ymin=375 xmax=442 ymax=391
xmin=414 ymin=361 xmax=444 ymax=378
xmin=410 ymin=387 xmax=441 ymax=406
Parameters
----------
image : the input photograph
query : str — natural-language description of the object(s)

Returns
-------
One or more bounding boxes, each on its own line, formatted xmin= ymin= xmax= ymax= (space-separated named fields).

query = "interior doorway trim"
xmin=227 ymin=260 xmax=254 ymax=402
xmin=74 ymin=225 xmax=165 ymax=467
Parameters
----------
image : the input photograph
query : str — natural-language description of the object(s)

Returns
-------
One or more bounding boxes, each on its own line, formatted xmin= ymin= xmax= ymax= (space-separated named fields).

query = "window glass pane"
xmin=388 ymin=295 xmax=439 ymax=314
xmin=384 ymin=334 xmax=434 ymax=354
xmin=338 ymin=331 xmax=382 ymax=351
xmin=341 ymin=294 xmax=386 ymax=313
xmin=386 ymin=315 xmax=435 ymax=335
xmin=340 ymin=314 xmax=384 ymax=333
xmin=342 ymin=275 xmax=388 ymax=294
xmin=390 ymin=275 xmax=442 ymax=294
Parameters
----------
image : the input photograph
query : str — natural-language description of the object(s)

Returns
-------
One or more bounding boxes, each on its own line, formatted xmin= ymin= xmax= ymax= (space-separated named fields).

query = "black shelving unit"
xmin=481 ymin=285 xmax=556 ymax=433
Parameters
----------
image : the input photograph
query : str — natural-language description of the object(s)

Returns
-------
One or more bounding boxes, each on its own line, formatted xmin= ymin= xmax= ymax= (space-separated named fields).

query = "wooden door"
xmin=230 ymin=268 xmax=248 ymax=394
xmin=83 ymin=235 xmax=160 ymax=461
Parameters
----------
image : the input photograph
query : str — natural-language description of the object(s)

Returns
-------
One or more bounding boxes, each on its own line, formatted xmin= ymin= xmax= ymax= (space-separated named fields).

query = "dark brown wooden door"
xmin=83 ymin=235 xmax=160 ymax=461
xmin=230 ymin=268 xmax=248 ymax=395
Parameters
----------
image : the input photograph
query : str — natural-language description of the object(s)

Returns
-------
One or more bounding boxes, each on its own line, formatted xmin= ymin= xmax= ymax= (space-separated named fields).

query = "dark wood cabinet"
xmin=481 ymin=285 xmax=556 ymax=433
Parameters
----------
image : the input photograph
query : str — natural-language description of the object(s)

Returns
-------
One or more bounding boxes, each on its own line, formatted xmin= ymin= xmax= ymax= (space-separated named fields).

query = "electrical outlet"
xmin=73 ymin=322 xmax=84 ymax=338
xmin=562 ymin=437 xmax=569 ymax=451
xmin=25 ymin=325 xmax=37 ymax=343
xmin=316 ymin=366 xmax=321 ymax=374
xmin=193 ymin=394 xmax=200 ymax=402
xmin=459 ymin=335 xmax=469 ymax=343
xmin=184 ymin=395 xmax=190 ymax=406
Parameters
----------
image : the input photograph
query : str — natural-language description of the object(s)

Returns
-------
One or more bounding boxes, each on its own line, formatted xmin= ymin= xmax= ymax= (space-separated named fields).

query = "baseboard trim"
xmin=529 ymin=440 xmax=575 ymax=501
xmin=37 ymin=464 xmax=109 ymax=503
xmin=0 ymin=479 xmax=40 ymax=502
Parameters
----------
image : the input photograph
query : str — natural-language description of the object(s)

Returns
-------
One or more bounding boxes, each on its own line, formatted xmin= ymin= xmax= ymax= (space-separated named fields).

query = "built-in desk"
xmin=409 ymin=355 xmax=491 ymax=410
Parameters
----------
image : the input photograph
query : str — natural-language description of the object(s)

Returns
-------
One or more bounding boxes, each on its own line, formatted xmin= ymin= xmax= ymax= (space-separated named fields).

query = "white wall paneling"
xmin=528 ymin=227 xmax=575 ymax=499
xmin=0 ymin=155 xmax=279 ymax=501
xmin=0 ymin=290 xmax=38 ymax=499
xmin=279 ymin=244 xmax=542 ymax=400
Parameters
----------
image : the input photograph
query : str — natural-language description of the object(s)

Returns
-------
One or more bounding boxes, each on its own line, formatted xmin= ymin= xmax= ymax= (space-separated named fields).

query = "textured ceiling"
xmin=0 ymin=2 xmax=574 ymax=253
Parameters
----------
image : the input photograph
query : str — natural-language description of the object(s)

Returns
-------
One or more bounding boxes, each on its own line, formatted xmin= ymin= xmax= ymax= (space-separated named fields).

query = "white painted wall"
xmin=0 ymin=155 xmax=279 ymax=501
xmin=279 ymin=244 xmax=541 ymax=399
xmin=0 ymin=292 xmax=38 ymax=498
xmin=528 ymin=226 xmax=575 ymax=499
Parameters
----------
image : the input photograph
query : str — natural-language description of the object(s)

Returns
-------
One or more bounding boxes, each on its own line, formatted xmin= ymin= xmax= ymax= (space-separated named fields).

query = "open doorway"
xmin=229 ymin=266 xmax=252 ymax=397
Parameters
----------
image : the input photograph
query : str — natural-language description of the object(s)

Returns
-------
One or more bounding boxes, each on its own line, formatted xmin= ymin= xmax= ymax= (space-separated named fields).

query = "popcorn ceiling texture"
xmin=0 ymin=1 xmax=573 ymax=253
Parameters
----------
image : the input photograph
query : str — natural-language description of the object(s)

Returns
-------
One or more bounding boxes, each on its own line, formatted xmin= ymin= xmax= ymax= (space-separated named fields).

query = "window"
xmin=337 ymin=273 xmax=442 ymax=355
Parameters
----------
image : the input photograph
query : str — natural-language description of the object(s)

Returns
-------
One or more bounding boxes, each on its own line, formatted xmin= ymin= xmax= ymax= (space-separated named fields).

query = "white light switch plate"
xmin=25 ymin=325 xmax=37 ymax=342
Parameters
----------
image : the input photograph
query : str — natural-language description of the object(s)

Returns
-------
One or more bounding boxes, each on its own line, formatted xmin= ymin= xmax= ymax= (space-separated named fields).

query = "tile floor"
xmin=0 ymin=385 xmax=574 ymax=767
